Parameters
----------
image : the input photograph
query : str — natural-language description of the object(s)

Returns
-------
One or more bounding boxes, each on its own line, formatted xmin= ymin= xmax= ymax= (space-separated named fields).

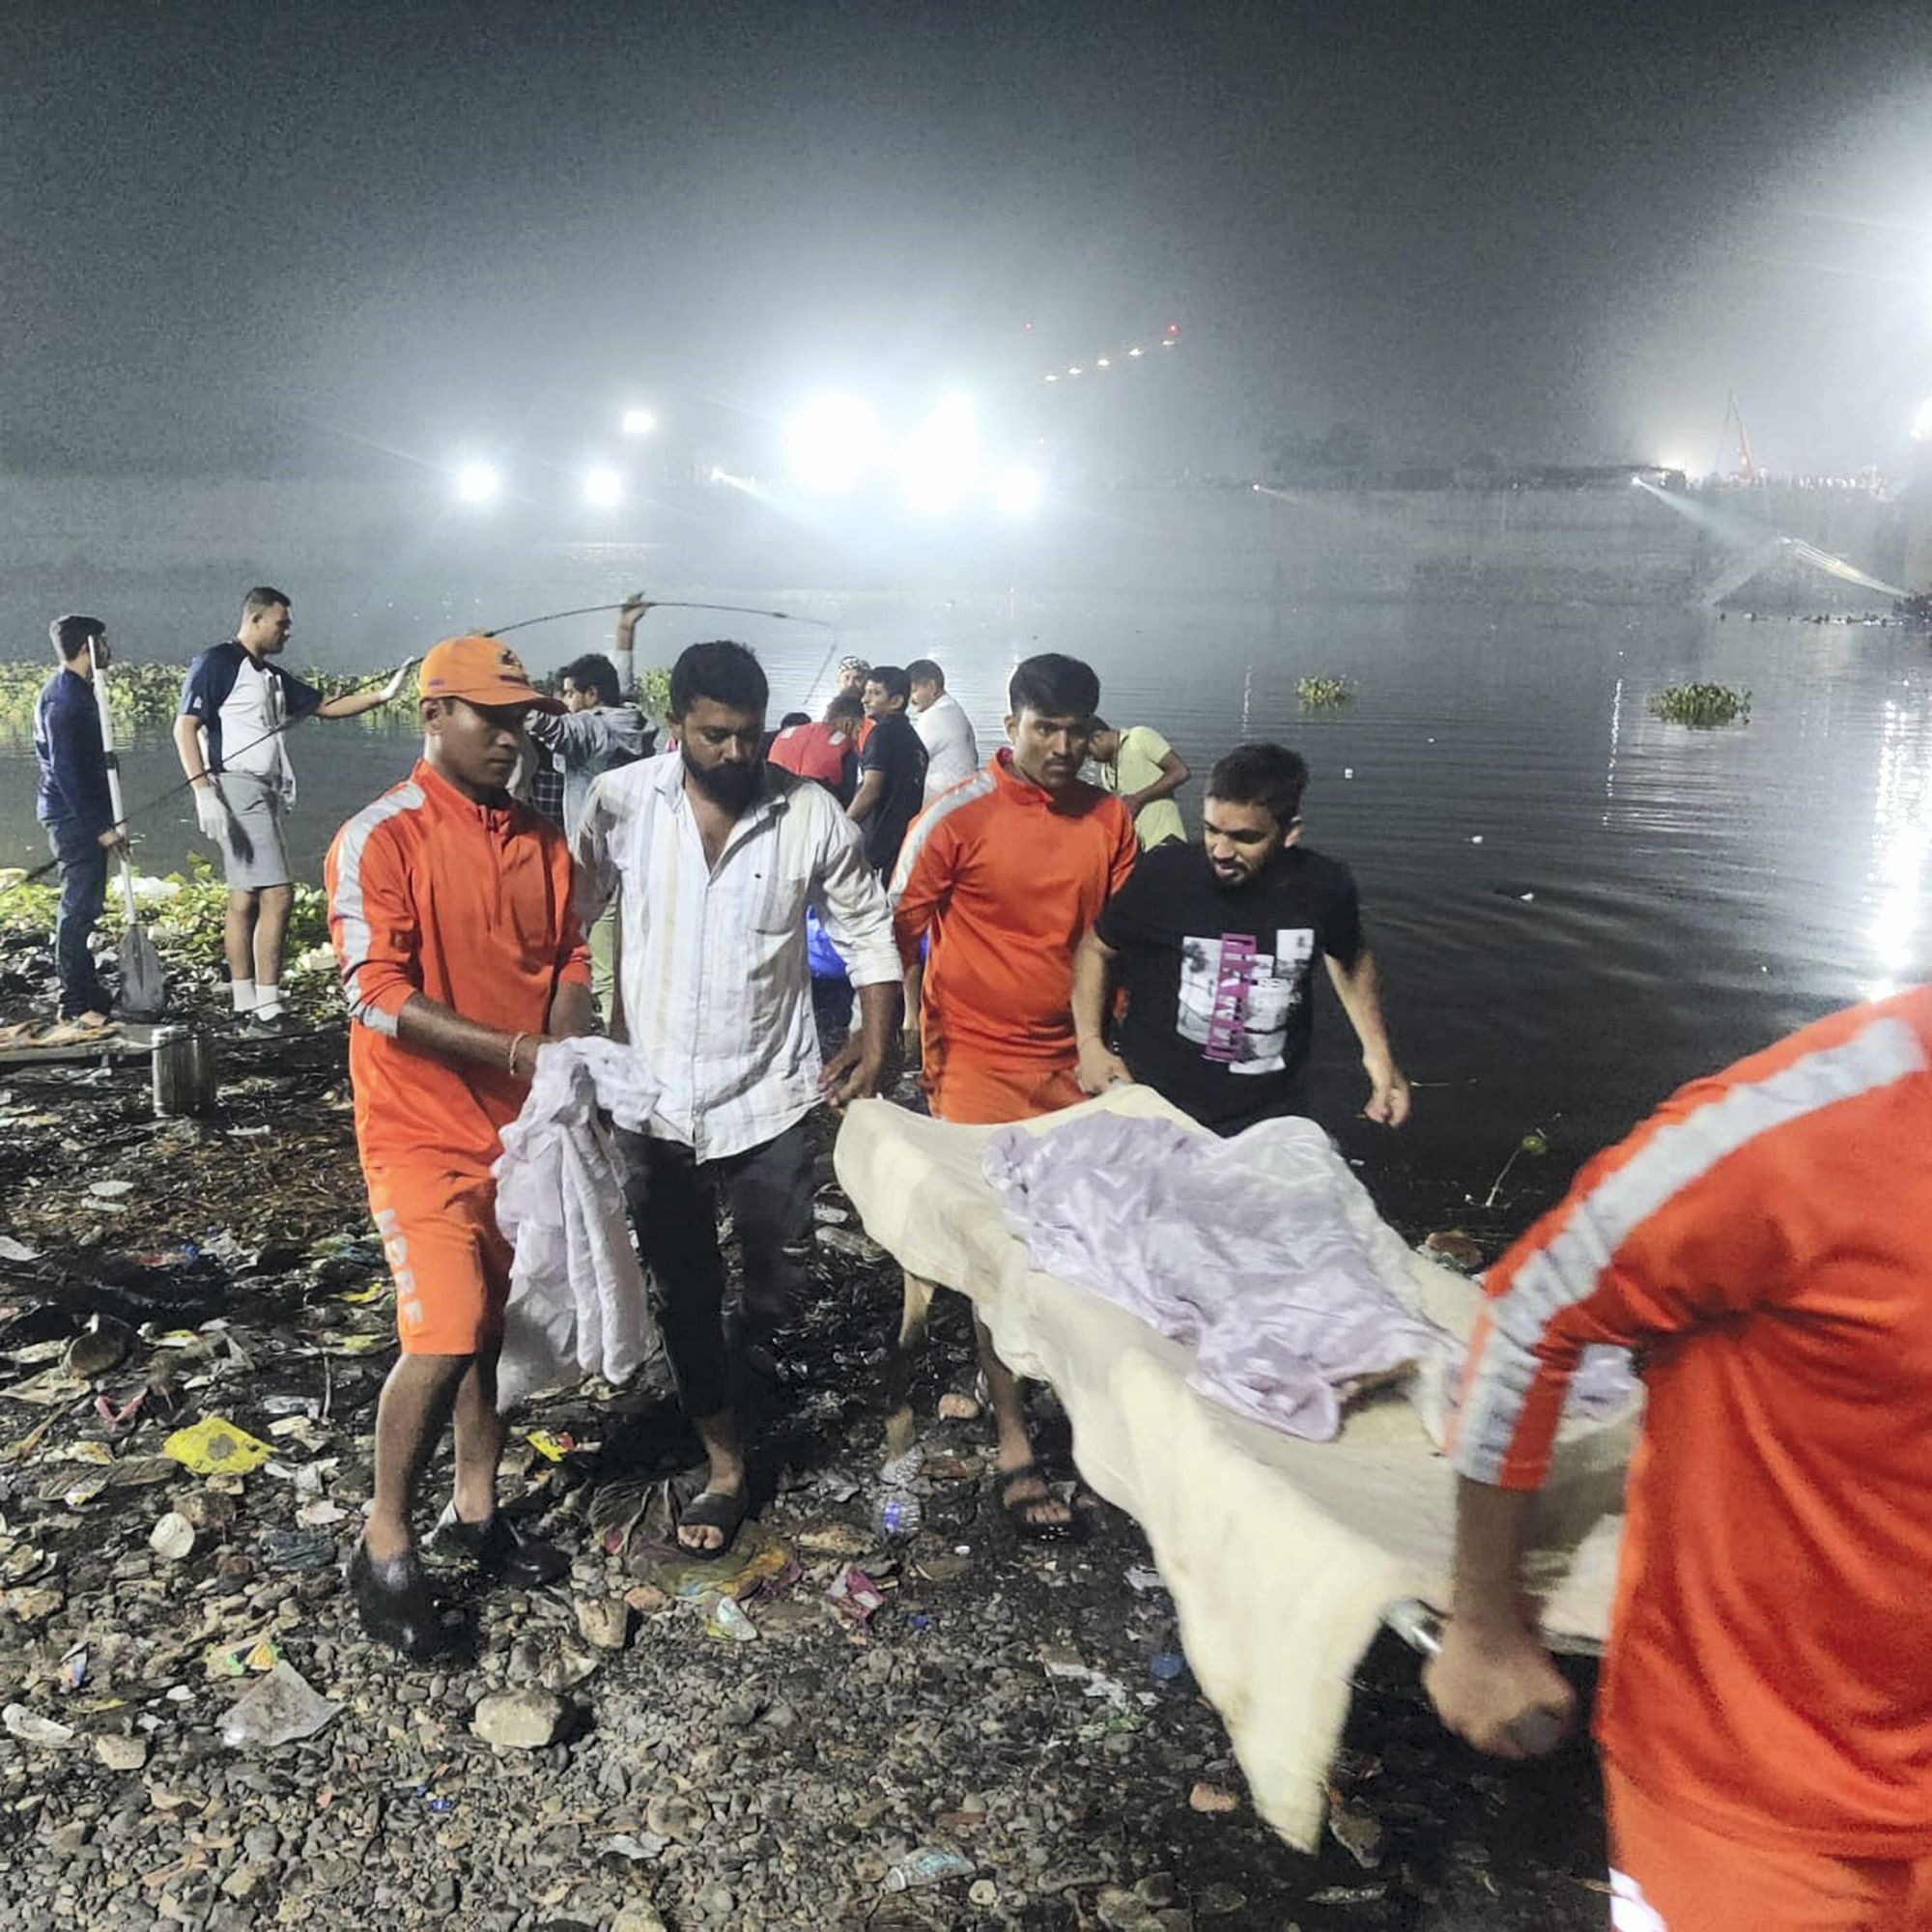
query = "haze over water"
xmin=5 ymin=570 xmax=1922 ymax=1225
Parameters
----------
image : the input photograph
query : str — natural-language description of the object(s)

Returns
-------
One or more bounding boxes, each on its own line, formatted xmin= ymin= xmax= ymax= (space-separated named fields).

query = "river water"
xmin=4 ymin=586 xmax=1925 ymax=1230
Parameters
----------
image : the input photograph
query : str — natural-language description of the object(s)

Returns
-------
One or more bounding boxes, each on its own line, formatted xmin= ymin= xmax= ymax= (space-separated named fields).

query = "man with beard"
xmin=890 ymin=652 xmax=1137 ymax=1534
xmin=1071 ymin=742 xmax=1408 ymax=1133
xmin=573 ymin=640 xmax=901 ymax=1555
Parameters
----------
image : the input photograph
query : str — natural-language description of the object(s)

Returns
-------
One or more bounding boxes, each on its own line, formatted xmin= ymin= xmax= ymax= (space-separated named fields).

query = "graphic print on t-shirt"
xmin=1176 ymin=927 xmax=1316 ymax=1073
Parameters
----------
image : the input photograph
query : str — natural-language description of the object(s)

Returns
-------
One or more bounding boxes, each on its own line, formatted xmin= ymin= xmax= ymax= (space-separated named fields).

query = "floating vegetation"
xmin=1482 ymin=1119 xmax=1558 ymax=1209
xmin=1296 ymin=675 xmax=1354 ymax=709
xmin=636 ymin=665 xmax=673 ymax=722
xmin=1648 ymin=682 xmax=1750 ymax=728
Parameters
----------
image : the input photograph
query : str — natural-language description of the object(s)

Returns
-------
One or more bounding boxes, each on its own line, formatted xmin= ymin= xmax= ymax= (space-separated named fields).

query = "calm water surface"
xmin=5 ymin=590 xmax=1924 ymax=1225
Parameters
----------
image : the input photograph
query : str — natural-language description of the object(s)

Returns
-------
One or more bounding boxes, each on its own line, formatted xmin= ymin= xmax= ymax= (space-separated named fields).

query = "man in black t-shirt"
xmin=848 ymin=665 xmax=928 ymax=877
xmin=1071 ymin=742 xmax=1409 ymax=1135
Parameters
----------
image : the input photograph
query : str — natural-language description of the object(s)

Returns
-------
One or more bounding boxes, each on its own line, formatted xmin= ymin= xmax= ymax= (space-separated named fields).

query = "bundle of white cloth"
xmin=493 ymin=1037 xmax=661 ymax=1408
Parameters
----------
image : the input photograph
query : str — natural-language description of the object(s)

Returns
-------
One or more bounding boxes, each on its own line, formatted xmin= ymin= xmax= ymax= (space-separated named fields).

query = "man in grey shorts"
xmin=174 ymin=586 xmax=413 ymax=1033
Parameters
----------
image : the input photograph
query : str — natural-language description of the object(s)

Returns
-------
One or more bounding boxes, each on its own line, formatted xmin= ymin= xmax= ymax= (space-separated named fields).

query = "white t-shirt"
xmin=912 ymin=690 xmax=980 ymax=801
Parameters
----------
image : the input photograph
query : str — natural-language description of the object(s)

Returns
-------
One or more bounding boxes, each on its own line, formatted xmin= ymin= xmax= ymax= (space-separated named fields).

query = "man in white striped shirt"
xmin=573 ymin=640 xmax=902 ymax=1554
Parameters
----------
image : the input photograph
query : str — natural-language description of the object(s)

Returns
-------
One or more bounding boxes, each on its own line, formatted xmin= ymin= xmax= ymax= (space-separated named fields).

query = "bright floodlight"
xmin=583 ymin=466 xmax=622 ymax=508
xmin=621 ymin=408 xmax=656 ymax=437
xmin=785 ymin=394 xmax=884 ymax=494
xmin=1912 ymin=398 xmax=1932 ymax=442
xmin=899 ymin=394 xmax=979 ymax=514
xmin=993 ymin=464 xmax=1043 ymax=518
xmin=454 ymin=462 xmax=501 ymax=505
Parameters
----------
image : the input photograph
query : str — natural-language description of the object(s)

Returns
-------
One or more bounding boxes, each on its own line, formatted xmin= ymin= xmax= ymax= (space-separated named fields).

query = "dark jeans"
xmin=47 ymin=821 xmax=109 ymax=1019
xmin=621 ymin=1119 xmax=814 ymax=1420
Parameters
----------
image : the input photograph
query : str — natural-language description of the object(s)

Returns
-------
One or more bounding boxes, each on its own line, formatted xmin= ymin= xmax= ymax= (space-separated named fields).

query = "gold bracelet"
xmin=506 ymin=1031 xmax=529 ymax=1076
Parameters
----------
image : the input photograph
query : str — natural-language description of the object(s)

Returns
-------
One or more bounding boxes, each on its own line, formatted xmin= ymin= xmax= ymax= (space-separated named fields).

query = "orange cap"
xmin=418 ymin=635 xmax=564 ymax=714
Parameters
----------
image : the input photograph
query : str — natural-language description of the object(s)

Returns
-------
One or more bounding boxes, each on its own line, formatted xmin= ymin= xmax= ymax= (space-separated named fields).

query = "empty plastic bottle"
xmin=875 ymin=1448 xmax=923 ymax=1540
xmin=884 ymin=1847 xmax=977 ymax=1891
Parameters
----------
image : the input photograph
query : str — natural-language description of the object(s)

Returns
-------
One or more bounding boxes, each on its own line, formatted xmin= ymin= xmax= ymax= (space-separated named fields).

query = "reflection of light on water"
xmin=1603 ymin=674 xmax=1623 ymax=824
xmin=1861 ymin=696 xmax=1932 ymax=1001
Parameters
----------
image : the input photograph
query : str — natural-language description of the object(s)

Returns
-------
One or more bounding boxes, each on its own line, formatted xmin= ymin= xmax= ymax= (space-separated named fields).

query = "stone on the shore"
xmin=574 ymin=1594 xmax=630 ymax=1651
xmin=469 ymin=1688 xmax=569 ymax=1749
xmin=609 ymin=1909 xmax=668 ymax=1932
xmin=1097 ymin=1888 xmax=1168 ymax=1932
xmin=93 ymin=1732 xmax=149 ymax=1771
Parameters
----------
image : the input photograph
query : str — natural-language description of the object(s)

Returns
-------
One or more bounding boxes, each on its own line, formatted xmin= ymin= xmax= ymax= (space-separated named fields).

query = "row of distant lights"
xmin=450 ymin=399 xmax=1043 ymax=517
xmin=1043 ymin=324 xmax=1181 ymax=384
xmin=451 ymin=407 xmax=659 ymax=510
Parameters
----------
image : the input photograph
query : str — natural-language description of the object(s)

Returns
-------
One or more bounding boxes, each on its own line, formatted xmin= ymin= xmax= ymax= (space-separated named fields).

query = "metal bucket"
xmin=151 ymin=1027 xmax=215 ymax=1119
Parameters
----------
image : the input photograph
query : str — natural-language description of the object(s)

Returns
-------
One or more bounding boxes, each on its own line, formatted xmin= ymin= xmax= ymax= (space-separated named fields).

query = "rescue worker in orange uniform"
xmin=891 ymin=652 xmax=1137 ymax=1533
xmin=1427 ymin=988 xmax=1932 ymax=1931
xmin=326 ymin=636 xmax=595 ymax=1659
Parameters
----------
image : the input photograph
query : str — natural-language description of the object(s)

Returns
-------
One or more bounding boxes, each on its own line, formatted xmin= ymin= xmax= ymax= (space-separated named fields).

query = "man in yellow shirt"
xmin=1089 ymin=720 xmax=1190 ymax=850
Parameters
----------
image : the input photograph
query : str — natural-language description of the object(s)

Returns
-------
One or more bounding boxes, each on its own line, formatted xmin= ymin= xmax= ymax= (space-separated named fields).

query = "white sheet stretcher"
xmin=834 ymin=1087 xmax=1633 ymax=1850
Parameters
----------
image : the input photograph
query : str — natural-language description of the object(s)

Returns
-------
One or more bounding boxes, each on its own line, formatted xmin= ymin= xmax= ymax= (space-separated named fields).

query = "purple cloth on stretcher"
xmin=983 ymin=1113 xmax=1447 ymax=1441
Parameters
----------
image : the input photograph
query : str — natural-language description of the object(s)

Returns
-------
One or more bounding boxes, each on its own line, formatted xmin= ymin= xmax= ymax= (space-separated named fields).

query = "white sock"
xmin=230 ymin=979 xmax=257 ymax=1013
xmin=254 ymin=984 xmax=283 ymax=1019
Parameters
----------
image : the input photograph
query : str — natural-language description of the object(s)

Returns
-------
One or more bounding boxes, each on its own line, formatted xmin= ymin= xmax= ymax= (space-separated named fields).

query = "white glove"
xmin=379 ymin=658 xmax=419 ymax=703
xmin=193 ymin=783 xmax=227 ymax=842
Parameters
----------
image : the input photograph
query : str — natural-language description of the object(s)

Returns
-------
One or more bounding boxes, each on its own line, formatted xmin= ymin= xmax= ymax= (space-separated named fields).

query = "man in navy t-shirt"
xmin=1071 ymin=742 xmax=1410 ymax=1135
xmin=32 ymin=615 xmax=128 ymax=1026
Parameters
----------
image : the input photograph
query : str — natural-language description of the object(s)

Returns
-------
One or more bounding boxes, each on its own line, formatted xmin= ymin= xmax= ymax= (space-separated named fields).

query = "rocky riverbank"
xmin=0 ymin=932 xmax=1609 ymax=1931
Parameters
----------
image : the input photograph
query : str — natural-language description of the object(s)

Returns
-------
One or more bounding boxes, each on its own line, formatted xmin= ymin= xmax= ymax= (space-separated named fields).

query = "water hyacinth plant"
xmin=1648 ymin=682 xmax=1750 ymax=728
xmin=0 ymin=854 xmax=333 ymax=978
xmin=1296 ymin=675 xmax=1354 ymax=709
xmin=0 ymin=660 xmax=677 ymax=742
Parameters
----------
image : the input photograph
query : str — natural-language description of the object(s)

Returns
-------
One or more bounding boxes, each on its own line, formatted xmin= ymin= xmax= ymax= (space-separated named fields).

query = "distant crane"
xmin=1717 ymin=391 xmax=1758 ymax=485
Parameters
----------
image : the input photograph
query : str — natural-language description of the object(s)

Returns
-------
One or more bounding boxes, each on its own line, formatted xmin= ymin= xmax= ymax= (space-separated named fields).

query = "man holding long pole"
xmin=177 ymin=585 xmax=413 ymax=1033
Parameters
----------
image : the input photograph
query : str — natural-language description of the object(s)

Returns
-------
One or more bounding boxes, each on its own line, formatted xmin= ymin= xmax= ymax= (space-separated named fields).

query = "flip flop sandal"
xmin=0 ymin=1023 xmax=40 ymax=1047
xmin=674 ymin=1486 xmax=750 ymax=1559
xmin=997 ymin=1461 xmax=1085 ymax=1544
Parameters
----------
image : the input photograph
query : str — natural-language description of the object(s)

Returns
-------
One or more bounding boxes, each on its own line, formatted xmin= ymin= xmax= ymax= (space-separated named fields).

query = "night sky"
xmin=5 ymin=1 xmax=1931 ymax=478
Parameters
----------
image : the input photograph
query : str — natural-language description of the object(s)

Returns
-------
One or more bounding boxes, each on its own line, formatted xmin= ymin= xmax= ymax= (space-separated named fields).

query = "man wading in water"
xmin=1071 ymin=741 xmax=1409 ymax=1135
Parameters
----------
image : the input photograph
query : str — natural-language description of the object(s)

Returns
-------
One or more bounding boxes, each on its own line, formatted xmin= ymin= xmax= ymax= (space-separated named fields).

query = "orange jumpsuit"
xmin=325 ymin=759 xmax=589 ymax=1355
xmin=892 ymin=752 xmax=1136 ymax=1124
xmin=1452 ymin=989 xmax=1932 ymax=1929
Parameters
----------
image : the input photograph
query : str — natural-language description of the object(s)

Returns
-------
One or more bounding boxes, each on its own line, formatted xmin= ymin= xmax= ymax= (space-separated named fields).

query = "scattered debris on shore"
xmin=0 ymin=928 xmax=1608 ymax=1930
